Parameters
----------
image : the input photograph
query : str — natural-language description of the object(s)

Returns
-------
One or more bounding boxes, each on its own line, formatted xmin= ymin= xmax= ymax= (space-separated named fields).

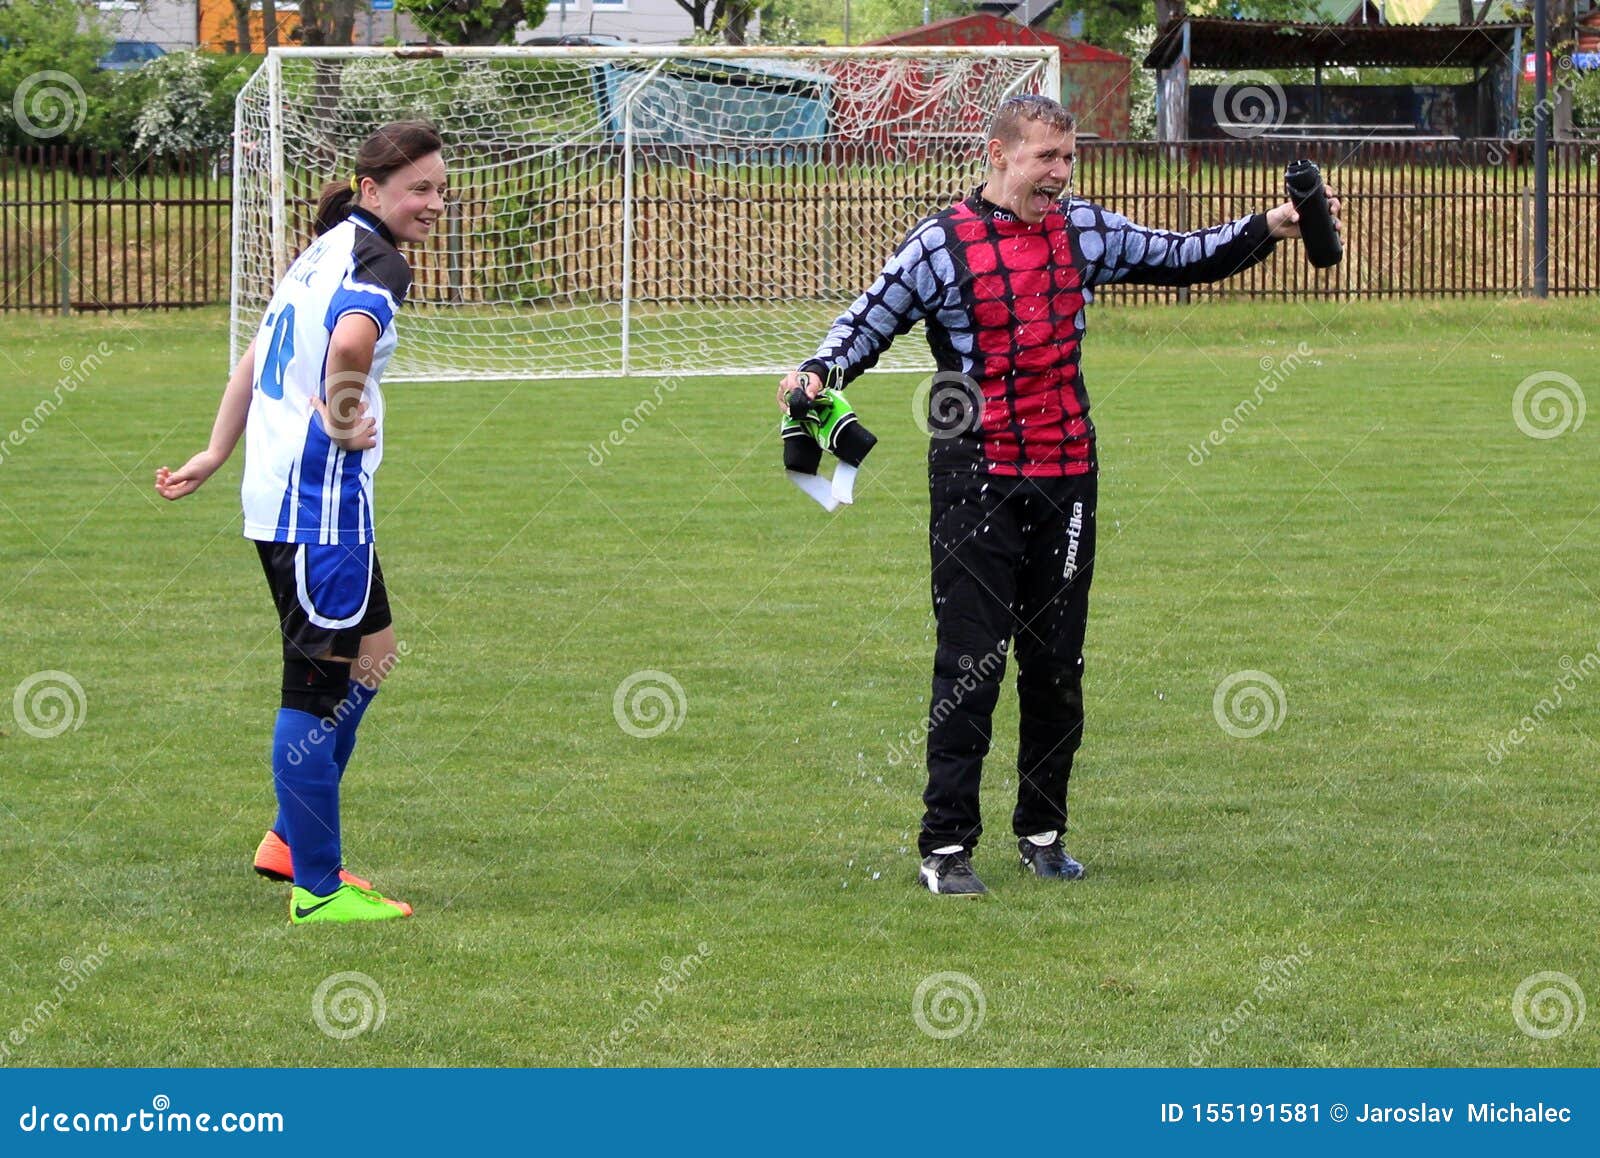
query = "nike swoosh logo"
xmin=294 ymin=897 xmax=338 ymax=919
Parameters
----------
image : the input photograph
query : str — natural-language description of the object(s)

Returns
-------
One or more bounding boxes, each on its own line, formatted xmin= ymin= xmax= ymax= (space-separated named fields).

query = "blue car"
xmin=98 ymin=40 xmax=167 ymax=72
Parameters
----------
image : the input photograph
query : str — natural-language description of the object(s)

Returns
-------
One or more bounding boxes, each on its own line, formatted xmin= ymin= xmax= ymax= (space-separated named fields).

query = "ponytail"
xmin=313 ymin=182 xmax=359 ymax=236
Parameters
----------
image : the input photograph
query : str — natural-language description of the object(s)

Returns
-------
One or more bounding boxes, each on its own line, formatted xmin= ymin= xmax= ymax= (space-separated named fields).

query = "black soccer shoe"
xmin=1018 ymin=836 xmax=1086 ymax=880
xmin=918 ymin=851 xmax=987 ymax=896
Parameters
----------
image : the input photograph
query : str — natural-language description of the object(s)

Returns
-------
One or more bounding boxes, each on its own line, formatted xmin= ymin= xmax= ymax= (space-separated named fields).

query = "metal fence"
xmin=3 ymin=138 xmax=1596 ymax=314
xmin=1 ymin=147 xmax=231 ymax=313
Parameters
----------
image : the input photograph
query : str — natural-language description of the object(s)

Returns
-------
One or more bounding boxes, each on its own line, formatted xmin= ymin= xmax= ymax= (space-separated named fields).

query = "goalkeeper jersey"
xmin=801 ymin=190 xmax=1278 ymax=478
xmin=241 ymin=208 xmax=411 ymax=544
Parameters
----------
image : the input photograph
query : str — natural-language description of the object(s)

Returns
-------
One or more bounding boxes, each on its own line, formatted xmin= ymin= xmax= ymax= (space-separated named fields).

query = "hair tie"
xmin=349 ymin=174 xmax=360 ymax=195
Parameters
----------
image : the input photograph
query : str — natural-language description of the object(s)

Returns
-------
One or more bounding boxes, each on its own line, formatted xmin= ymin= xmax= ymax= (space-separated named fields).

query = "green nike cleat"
xmin=289 ymin=884 xmax=413 ymax=925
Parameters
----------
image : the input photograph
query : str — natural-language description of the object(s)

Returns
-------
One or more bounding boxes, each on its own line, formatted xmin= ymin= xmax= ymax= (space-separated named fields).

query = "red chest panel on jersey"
xmin=949 ymin=201 xmax=1091 ymax=476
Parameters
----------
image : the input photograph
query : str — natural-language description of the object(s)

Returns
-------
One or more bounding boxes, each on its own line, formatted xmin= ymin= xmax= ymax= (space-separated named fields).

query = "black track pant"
xmin=919 ymin=469 xmax=1097 ymax=856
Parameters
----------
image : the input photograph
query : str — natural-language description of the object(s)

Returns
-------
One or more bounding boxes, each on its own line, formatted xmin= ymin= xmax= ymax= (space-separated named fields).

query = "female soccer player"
xmin=156 ymin=122 xmax=446 ymax=924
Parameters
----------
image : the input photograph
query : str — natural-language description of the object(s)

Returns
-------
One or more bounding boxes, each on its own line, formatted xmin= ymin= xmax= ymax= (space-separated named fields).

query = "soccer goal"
xmin=232 ymin=45 xmax=1060 ymax=382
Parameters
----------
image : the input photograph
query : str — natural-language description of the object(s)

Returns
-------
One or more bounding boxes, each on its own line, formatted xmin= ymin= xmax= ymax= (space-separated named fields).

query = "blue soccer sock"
xmin=271 ymin=680 xmax=376 ymax=840
xmin=272 ymin=708 xmax=342 ymax=896
xmin=332 ymin=679 xmax=378 ymax=779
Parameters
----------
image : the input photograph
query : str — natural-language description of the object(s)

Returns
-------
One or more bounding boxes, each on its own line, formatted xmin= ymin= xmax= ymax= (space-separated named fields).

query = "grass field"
xmin=1 ymin=299 xmax=1597 ymax=1067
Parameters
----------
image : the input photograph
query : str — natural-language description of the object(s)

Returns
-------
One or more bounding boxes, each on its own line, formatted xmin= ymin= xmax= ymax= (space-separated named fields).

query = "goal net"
xmin=232 ymin=46 xmax=1059 ymax=381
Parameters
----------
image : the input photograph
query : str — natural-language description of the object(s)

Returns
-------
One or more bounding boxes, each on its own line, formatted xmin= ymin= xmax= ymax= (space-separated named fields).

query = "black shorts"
xmin=256 ymin=540 xmax=392 ymax=662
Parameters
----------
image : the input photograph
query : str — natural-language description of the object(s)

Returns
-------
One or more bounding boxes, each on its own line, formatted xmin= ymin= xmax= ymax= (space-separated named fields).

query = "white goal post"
xmin=232 ymin=45 xmax=1060 ymax=381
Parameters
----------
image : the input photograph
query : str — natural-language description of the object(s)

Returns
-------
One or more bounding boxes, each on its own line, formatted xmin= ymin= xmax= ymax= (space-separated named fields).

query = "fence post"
xmin=1177 ymin=186 xmax=1190 ymax=305
xmin=1520 ymin=184 xmax=1532 ymax=297
xmin=57 ymin=198 xmax=72 ymax=317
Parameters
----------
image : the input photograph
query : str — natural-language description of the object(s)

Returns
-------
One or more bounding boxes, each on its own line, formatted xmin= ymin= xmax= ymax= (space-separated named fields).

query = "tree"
xmin=299 ymin=0 xmax=360 ymax=47
xmin=672 ymin=1 xmax=760 ymax=44
xmin=398 ymin=0 xmax=550 ymax=45
xmin=229 ymin=0 xmax=252 ymax=53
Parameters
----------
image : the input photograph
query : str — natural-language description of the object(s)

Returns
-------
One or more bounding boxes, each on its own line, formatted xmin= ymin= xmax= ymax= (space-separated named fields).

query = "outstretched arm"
xmin=1077 ymin=192 xmax=1341 ymax=289
xmin=775 ymin=218 xmax=950 ymax=412
xmin=154 ymin=339 xmax=256 ymax=501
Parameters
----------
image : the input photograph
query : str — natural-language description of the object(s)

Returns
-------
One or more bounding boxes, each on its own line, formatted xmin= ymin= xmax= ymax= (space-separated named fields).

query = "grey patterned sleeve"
xmin=799 ymin=217 xmax=954 ymax=390
xmin=1072 ymin=200 xmax=1278 ymax=289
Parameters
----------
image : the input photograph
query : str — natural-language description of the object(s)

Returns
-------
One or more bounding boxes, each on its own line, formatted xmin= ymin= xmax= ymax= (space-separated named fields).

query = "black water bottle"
xmin=1284 ymin=159 xmax=1342 ymax=269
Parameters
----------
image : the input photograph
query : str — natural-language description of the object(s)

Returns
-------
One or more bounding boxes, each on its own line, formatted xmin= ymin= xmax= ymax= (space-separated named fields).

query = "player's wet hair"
xmin=314 ymin=121 xmax=444 ymax=236
xmin=988 ymin=94 xmax=1076 ymax=146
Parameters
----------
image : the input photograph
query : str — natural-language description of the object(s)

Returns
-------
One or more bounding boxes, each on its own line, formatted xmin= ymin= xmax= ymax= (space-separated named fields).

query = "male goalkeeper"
xmin=776 ymin=94 xmax=1341 ymax=896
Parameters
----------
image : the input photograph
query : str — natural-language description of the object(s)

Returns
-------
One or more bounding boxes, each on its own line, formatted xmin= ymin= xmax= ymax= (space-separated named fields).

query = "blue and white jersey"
xmin=241 ymin=207 xmax=411 ymax=544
